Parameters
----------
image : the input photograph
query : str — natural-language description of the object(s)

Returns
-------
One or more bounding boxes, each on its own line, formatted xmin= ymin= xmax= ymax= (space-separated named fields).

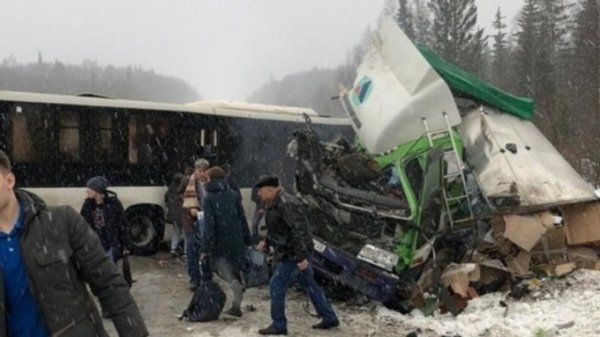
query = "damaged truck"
xmin=290 ymin=18 xmax=600 ymax=314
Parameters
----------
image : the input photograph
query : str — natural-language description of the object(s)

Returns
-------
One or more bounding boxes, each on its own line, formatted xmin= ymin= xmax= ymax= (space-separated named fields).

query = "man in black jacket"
xmin=0 ymin=150 xmax=147 ymax=337
xmin=255 ymin=176 xmax=339 ymax=336
xmin=81 ymin=176 xmax=131 ymax=262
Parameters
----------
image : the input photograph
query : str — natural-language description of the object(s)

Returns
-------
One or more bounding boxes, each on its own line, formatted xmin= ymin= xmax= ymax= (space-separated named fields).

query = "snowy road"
xmin=103 ymin=254 xmax=419 ymax=337
xmin=103 ymin=255 xmax=600 ymax=337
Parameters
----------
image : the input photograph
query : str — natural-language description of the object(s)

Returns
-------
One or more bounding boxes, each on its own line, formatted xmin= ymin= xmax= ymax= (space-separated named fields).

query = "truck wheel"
xmin=127 ymin=208 xmax=164 ymax=256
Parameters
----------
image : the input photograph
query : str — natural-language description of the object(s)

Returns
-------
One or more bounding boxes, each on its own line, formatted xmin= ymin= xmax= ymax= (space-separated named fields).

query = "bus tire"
xmin=126 ymin=207 xmax=164 ymax=256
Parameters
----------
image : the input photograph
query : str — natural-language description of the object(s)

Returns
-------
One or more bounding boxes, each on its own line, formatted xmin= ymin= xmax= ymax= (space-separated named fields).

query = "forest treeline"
xmin=0 ymin=54 xmax=199 ymax=103
xmin=249 ymin=0 xmax=600 ymax=185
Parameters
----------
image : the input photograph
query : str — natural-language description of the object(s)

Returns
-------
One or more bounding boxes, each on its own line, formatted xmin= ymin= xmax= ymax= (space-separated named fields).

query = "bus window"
xmin=12 ymin=110 xmax=32 ymax=162
xmin=197 ymin=127 xmax=216 ymax=159
xmin=212 ymin=130 xmax=218 ymax=147
xmin=99 ymin=112 xmax=112 ymax=158
xmin=10 ymin=104 xmax=53 ymax=163
xmin=150 ymin=123 xmax=171 ymax=163
xmin=200 ymin=128 xmax=206 ymax=146
xmin=128 ymin=116 xmax=138 ymax=164
xmin=132 ymin=115 xmax=172 ymax=164
xmin=82 ymin=110 xmax=114 ymax=162
xmin=59 ymin=110 xmax=80 ymax=160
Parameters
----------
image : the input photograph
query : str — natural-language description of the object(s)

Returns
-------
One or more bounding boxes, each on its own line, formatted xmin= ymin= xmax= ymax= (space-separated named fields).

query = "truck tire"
xmin=127 ymin=207 xmax=164 ymax=256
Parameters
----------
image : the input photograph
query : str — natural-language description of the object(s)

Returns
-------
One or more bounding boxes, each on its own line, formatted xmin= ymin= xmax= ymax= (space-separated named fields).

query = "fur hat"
xmin=253 ymin=176 xmax=279 ymax=189
xmin=86 ymin=176 xmax=109 ymax=195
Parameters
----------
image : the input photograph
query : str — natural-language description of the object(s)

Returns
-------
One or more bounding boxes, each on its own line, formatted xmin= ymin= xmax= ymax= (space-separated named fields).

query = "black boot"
xmin=258 ymin=325 xmax=288 ymax=335
xmin=226 ymin=306 xmax=242 ymax=317
xmin=312 ymin=319 xmax=339 ymax=330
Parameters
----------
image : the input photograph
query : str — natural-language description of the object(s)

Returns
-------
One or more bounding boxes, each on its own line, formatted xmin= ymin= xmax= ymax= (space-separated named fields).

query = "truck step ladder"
xmin=422 ymin=112 xmax=474 ymax=228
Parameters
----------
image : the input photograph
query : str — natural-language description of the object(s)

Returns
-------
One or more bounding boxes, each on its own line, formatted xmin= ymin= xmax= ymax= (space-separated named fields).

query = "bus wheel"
xmin=127 ymin=208 xmax=164 ymax=255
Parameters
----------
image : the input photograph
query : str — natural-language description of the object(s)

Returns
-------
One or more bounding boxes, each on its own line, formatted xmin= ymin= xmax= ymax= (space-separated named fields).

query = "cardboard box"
xmin=531 ymin=227 xmax=568 ymax=264
xmin=489 ymin=216 xmax=514 ymax=255
xmin=538 ymin=211 xmax=556 ymax=228
xmin=562 ymin=202 xmax=600 ymax=245
xmin=503 ymin=214 xmax=548 ymax=252
xmin=567 ymin=247 xmax=598 ymax=269
xmin=441 ymin=263 xmax=480 ymax=297
xmin=555 ymin=262 xmax=577 ymax=276
xmin=507 ymin=251 xmax=531 ymax=276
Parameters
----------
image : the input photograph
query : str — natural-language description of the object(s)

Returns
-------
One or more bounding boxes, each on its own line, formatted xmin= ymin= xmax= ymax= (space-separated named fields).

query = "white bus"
xmin=0 ymin=90 xmax=352 ymax=254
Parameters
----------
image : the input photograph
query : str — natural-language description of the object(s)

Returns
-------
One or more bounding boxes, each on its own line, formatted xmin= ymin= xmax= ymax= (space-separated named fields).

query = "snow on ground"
xmin=377 ymin=269 xmax=600 ymax=337
xmin=104 ymin=256 xmax=600 ymax=337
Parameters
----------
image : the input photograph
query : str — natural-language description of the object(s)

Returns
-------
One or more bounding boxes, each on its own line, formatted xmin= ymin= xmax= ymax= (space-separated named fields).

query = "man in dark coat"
xmin=81 ymin=176 xmax=131 ymax=262
xmin=201 ymin=166 xmax=251 ymax=317
xmin=221 ymin=163 xmax=242 ymax=201
xmin=0 ymin=150 xmax=148 ymax=337
xmin=255 ymin=176 xmax=339 ymax=336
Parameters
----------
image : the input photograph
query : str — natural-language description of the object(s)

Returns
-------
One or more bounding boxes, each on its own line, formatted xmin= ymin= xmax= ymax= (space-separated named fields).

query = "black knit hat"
xmin=254 ymin=175 xmax=279 ymax=189
xmin=86 ymin=176 xmax=109 ymax=195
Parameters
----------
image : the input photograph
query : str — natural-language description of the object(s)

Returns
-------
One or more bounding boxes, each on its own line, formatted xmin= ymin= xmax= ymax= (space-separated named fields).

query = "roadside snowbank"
xmin=377 ymin=269 xmax=600 ymax=337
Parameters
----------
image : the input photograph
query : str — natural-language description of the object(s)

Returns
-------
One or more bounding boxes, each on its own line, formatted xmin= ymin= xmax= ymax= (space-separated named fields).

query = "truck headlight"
xmin=357 ymin=244 xmax=399 ymax=272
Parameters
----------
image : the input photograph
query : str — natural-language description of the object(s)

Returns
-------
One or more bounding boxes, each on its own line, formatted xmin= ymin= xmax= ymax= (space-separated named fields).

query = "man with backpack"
xmin=201 ymin=166 xmax=251 ymax=317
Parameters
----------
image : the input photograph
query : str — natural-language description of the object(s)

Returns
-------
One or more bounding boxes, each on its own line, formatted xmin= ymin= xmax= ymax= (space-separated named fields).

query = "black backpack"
xmin=180 ymin=280 xmax=226 ymax=322
xmin=180 ymin=258 xmax=226 ymax=322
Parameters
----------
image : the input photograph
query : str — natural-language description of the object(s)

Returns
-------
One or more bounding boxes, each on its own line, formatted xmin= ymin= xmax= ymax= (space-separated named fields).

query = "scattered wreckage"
xmin=289 ymin=18 xmax=600 ymax=315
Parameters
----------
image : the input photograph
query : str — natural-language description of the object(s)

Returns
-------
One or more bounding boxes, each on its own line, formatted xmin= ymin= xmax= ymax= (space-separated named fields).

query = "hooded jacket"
xmin=0 ymin=190 xmax=148 ymax=337
xmin=201 ymin=178 xmax=251 ymax=271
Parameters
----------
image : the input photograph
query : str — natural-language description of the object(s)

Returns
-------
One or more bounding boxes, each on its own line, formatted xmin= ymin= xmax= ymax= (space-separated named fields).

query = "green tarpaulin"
xmin=418 ymin=46 xmax=535 ymax=120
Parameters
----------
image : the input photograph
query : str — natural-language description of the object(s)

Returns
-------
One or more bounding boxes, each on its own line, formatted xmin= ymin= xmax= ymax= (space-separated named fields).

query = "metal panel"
xmin=459 ymin=107 xmax=597 ymax=210
xmin=344 ymin=17 xmax=460 ymax=154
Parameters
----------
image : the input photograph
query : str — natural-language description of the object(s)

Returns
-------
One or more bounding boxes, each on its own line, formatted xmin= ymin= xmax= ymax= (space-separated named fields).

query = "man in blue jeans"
xmin=255 ymin=176 xmax=339 ymax=335
xmin=178 ymin=159 xmax=209 ymax=290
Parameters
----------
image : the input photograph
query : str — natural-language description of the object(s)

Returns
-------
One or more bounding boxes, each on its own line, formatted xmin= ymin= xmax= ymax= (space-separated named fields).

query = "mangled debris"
xmin=427 ymin=204 xmax=600 ymax=314
xmin=289 ymin=18 xmax=600 ymax=315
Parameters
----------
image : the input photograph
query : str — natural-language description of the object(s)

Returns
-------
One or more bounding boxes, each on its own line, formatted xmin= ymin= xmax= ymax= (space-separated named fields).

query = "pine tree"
xmin=538 ymin=0 xmax=571 ymax=57
xmin=491 ymin=7 xmax=510 ymax=89
xmin=413 ymin=0 xmax=432 ymax=45
xmin=514 ymin=0 xmax=542 ymax=97
xmin=379 ymin=0 xmax=399 ymax=24
xmin=573 ymin=0 xmax=600 ymax=152
xmin=539 ymin=0 xmax=574 ymax=147
xmin=428 ymin=0 xmax=486 ymax=74
xmin=513 ymin=0 xmax=564 ymax=143
xmin=396 ymin=0 xmax=416 ymax=41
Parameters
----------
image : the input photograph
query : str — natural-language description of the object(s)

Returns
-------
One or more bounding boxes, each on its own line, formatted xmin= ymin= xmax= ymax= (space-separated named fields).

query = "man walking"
xmin=201 ymin=166 xmax=251 ymax=317
xmin=81 ymin=176 xmax=131 ymax=263
xmin=0 ymin=150 xmax=148 ymax=337
xmin=255 ymin=176 xmax=339 ymax=336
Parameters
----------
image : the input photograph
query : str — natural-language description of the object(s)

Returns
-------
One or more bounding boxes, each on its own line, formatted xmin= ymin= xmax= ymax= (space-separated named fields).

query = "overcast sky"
xmin=0 ymin=0 xmax=523 ymax=101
